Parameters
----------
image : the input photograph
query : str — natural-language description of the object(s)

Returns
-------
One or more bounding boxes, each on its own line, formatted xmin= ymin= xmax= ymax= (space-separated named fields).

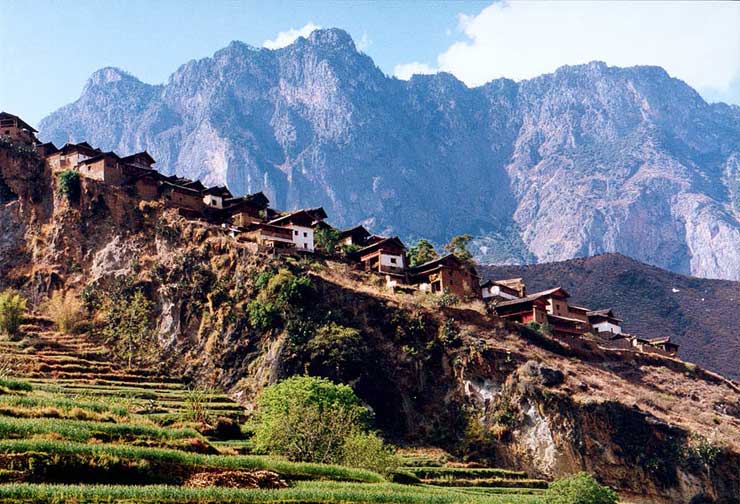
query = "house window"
xmin=303 ymin=232 xmax=308 ymax=237
xmin=303 ymin=243 xmax=307 ymax=249
xmin=294 ymin=230 xmax=298 ymax=235
xmin=389 ymin=257 xmax=397 ymax=264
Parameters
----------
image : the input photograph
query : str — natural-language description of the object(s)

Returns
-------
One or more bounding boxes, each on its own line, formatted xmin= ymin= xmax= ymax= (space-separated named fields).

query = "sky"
xmin=1 ymin=0 xmax=739 ymax=126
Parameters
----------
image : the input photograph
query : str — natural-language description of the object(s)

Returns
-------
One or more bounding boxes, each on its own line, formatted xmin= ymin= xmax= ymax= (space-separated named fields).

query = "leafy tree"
xmin=341 ymin=431 xmax=399 ymax=475
xmin=0 ymin=290 xmax=26 ymax=338
xmin=251 ymin=376 xmax=371 ymax=463
xmin=102 ymin=288 xmax=154 ymax=368
xmin=307 ymin=322 xmax=368 ymax=381
xmin=544 ymin=472 xmax=618 ymax=504
xmin=315 ymin=227 xmax=341 ymax=255
xmin=444 ymin=234 xmax=474 ymax=263
xmin=408 ymin=239 xmax=438 ymax=266
xmin=57 ymin=170 xmax=80 ymax=202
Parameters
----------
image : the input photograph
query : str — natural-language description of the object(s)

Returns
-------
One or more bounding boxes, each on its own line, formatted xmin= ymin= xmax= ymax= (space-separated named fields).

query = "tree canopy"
xmin=408 ymin=239 xmax=438 ymax=266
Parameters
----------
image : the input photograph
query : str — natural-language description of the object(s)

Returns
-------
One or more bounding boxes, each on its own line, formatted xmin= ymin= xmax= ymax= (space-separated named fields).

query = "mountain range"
xmin=38 ymin=28 xmax=740 ymax=280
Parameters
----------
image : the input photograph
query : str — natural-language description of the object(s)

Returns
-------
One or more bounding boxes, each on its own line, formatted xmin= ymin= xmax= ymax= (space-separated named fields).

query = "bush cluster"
xmin=251 ymin=376 xmax=397 ymax=475
xmin=544 ymin=472 xmax=618 ymax=504
xmin=248 ymin=269 xmax=314 ymax=332
xmin=57 ymin=170 xmax=80 ymax=202
xmin=0 ymin=290 xmax=26 ymax=338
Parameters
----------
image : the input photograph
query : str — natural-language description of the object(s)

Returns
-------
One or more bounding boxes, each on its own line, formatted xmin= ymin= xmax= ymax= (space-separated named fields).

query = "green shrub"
xmin=57 ymin=170 xmax=80 ymax=201
xmin=254 ymin=271 xmax=275 ymax=290
xmin=251 ymin=376 xmax=371 ymax=464
xmin=0 ymin=290 xmax=26 ymax=338
xmin=247 ymin=300 xmax=279 ymax=331
xmin=265 ymin=270 xmax=314 ymax=309
xmin=544 ymin=472 xmax=618 ymax=504
xmin=526 ymin=321 xmax=552 ymax=336
xmin=307 ymin=323 xmax=368 ymax=379
xmin=249 ymin=269 xmax=314 ymax=331
xmin=437 ymin=318 xmax=461 ymax=347
xmin=434 ymin=289 xmax=459 ymax=308
xmin=340 ymin=431 xmax=398 ymax=475
xmin=316 ymin=228 xmax=341 ymax=254
xmin=341 ymin=243 xmax=361 ymax=256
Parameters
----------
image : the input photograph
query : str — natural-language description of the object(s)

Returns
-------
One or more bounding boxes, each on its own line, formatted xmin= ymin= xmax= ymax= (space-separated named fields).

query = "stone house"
xmin=338 ymin=225 xmax=371 ymax=247
xmin=587 ymin=309 xmax=623 ymax=335
xmin=268 ymin=208 xmax=328 ymax=252
xmin=46 ymin=142 xmax=102 ymax=172
xmin=225 ymin=192 xmax=270 ymax=227
xmin=202 ymin=186 xmax=233 ymax=209
xmin=77 ymin=152 xmax=127 ymax=185
xmin=481 ymin=278 xmax=522 ymax=301
xmin=494 ymin=296 xmax=550 ymax=325
xmin=244 ymin=223 xmax=295 ymax=250
xmin=349 ymin=236 xmax=407 ymax=276
xmin=35 ymin=142 xmax=59 ymax=158
xmin=0 ymin=112 xmax=38 ymax=145
xmin=409 ymin=254 xmax=481 ymax=299
xmin=120 ymin=151 xmax=156 ymax=170
xmin=161 ymin=181 xmax=205 ymax=213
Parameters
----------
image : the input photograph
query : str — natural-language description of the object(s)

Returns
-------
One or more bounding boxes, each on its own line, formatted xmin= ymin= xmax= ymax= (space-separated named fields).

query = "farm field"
xmin=0 ymin=317 xmax=548 ymax=503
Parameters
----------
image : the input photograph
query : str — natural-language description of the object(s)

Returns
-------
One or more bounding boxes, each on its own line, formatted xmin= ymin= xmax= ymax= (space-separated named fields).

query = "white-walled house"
xmin=587 ymin=309 xmax=623 ymax=334
xmin=268 ymin=208 xmax=328 ymax=252
xmin=480 ymin=279 xmax=520 ymax=301
xmin=202 ymin=186 xmax=233 ymax=209
xmin=348 ymin=236 xmax=407 ymax=275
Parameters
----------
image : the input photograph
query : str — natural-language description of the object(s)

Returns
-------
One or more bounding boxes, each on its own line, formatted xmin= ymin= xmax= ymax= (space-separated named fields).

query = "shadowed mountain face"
xmin=39 ymin=29 xmax=740 ymax=279
xmin=481 ymin=253 xmax=740 ymax=380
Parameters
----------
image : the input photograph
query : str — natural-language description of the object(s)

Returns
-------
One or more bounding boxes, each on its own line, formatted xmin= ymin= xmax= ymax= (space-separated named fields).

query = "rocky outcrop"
xmin=38 ymin=29 xmax=740 ymax=280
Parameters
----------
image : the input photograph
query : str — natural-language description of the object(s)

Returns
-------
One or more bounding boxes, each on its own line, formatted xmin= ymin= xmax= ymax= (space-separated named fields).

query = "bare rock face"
xmin=38 ymin=29 xmax=740 ymax=279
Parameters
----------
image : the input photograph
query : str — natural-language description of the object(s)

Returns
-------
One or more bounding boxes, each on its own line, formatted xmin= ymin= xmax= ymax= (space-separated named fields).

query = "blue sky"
xmin=1 ymin=1 xmax=739 ymax=125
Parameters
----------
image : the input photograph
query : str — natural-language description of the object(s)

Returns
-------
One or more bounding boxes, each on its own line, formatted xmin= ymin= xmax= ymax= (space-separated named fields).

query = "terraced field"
xmin=0 ymin=316 xmax=548 ymax=503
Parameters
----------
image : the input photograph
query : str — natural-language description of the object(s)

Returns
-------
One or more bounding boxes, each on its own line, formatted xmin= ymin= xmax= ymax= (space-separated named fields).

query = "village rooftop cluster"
xmin=2 ymin=112 xmax=678 ymax=357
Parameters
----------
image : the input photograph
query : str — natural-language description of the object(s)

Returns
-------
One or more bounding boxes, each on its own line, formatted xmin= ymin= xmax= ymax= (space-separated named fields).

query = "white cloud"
xmin=263 ymin=23 xmax=320 ymax=50
xmin=393 ymin=62 xmax=436 ymax=80
xmin=395 ymin=1 xmax=740 ymax=101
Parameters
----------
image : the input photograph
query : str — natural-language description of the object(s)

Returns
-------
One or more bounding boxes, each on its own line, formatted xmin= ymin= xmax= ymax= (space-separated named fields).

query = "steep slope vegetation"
xmin=38 ymin=29 xmax=740 ymax=280
xmin=481 ymin=254 xmax=740 ymax=381
xmin=2 ymin=143 xmax=740 ymax=503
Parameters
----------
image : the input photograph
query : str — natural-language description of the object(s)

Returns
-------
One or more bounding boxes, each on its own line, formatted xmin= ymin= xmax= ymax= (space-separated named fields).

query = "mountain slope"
xmin=38 ymin=29 xmax=740 ymax=279
xmin=481 ymin=253 xmax=740 ymax=380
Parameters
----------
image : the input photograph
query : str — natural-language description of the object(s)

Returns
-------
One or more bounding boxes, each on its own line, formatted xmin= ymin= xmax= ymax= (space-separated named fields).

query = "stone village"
xmin=2 ymin=111 xmax=678 ymax=358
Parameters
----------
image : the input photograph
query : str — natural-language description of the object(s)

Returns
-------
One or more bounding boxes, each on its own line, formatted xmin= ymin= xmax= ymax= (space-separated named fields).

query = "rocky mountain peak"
xmin=304 ymin=28 xmax=357 ymax=52
xmin=38 ymin=32 xmax=740 ymax=281
xmin=84 ymin=67 xmax=141 ymax=90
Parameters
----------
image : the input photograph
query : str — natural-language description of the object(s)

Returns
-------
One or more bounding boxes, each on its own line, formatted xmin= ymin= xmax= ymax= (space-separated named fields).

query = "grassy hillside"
xmin=0 ymin=315 xmax=548 ymax=503
xmin=481 ymin=253 xmax=740 ymax=380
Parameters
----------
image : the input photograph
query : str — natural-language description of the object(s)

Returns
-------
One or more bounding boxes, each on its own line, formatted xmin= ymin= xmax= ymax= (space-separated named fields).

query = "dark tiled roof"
xmin=78 ymin=151 xmax=120 ymax=164
xmin=0 ymin=112 xmax=37 ymax=132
